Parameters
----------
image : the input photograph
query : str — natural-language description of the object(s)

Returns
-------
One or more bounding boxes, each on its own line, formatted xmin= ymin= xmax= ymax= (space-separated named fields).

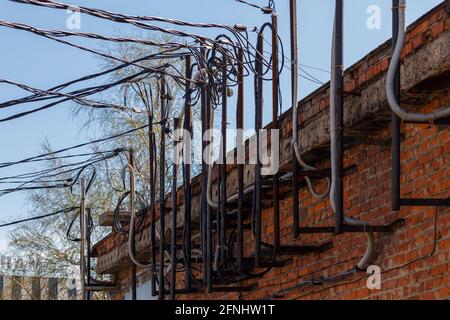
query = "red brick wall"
xmin=102 ymin=2 xmax=450 ymax=300
xmin=171 ymin=92 xmax=449 ymax=300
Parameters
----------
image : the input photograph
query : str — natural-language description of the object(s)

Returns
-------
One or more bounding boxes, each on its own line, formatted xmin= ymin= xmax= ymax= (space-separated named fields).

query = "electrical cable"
xmin=0 ymin=206 xmax=79 ymax=228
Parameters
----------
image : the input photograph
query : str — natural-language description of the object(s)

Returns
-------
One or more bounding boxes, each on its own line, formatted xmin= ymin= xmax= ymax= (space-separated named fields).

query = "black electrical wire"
xmin=234 ymin=0 xmax=272 ymax=13
xmin=66 ymin=165 xmax=97 ymax=242
xmin=0 ymin=149 xmax=123 ymax=198
xmin=0 ymin=0 xmax=300 ymax=294
xmin=9 ymin=0 xmax=257 ymax=58
xmin=0 ymin=149 xmax=122 ymax=167
xmin=0 ymin=125 xmax=153 ymax=170
xmin=0 ymin=48 xmax=183 ymax=110
xmin=112 ymin=190 xmax=147 ymax=234
xmin=8 ymin=0 xmax=278 ymax=86
xmin=0 ymin=206 xmax=79 ymax=228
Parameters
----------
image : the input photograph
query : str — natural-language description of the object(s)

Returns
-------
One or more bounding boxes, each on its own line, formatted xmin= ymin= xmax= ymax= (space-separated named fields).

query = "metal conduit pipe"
xmin=218 ymin=54 xmax=228 ymax=273
xmin=86 ymin=207 xmax=92 ymax=300
xmin=343 ymin=217 xmax=375 ymax=270
xmin=205 ymin=88 xmax=213 ymax=293
xmin=330 ymin=0 xmax=345 ymax=235
xmin=391 ymin=0 xmax=401 ymax=212
xmin=330 ymin=0 xmax=374 ymax=269
xmin=386 ymin=0 xmax=450 ymax=122
xmin=149 ymin=113 xmax=158 ymax=295
xmin=291 ymin=0 xmax=300 ymax=238
xmin=206 ymin=104 xmax=217 ymax=209
xmin=197 ymin=63 xmax=214 ymax=292
xmin=236 ymin=47 xmax=245 ymax=274
xmin=123 ymin=164 xmax=152 ymax=269
xmin=129 ymin=150 xmax=137 ymax=300
xmin=251 ymin=18 xmax=282 ymax=261
xmin=199 ymin=48 xmax=209 ymax=286
xmin=170 ymin=117 xmax=181 ymax=300
xmin=290 ymin=0 xmax=331 ymax=200
xmin=271 ymin=12 xmax=281 ymax=255
xmin=80 ymin=179 xmax=117 ymax=298
xmin=253 ymin=30 xmax=264 ymax=267
xmin=182 ymin=55 xmax=193 ymax=291
xmin=79 ymin=178 xmax=86 ymax=300
xmin=159 ymin=76 xmax=167 ymax=300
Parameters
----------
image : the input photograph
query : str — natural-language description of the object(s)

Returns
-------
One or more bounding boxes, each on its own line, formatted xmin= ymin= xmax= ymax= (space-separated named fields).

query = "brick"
xmin=431 ymin=21 xmax=445 ymax=38
xmin=412 ymin=35 xmax=425 ymax=50
xmin=431 ymin=264 xmax=447 ymax=277
xmin=92 ymin=4 xmax=450 ymax=301
xmin=410 ymin=20 xmax=429 ymax=38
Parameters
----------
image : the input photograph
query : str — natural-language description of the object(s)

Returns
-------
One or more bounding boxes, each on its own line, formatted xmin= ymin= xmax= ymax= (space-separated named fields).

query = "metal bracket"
xmin=297 ymin=219 xmax=405 ymax=234
xmin=400 ymin=198 xmax=450 ymax=207
xmin=260 ymin=241 xmax=333 ymax=256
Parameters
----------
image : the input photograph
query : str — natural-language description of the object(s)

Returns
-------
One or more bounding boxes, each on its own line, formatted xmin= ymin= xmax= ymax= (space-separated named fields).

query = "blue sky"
xmin=0 ymin=0 xmax=443 ymax=253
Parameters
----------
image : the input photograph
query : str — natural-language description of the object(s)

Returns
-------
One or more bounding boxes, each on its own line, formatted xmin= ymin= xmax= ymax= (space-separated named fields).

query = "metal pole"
xmin=149 ymin=114 xmax=157 ymax=296
xmin=334 ymin=0 xmax=344 ymax=234
xmin=86 ymin=207 xmax=91 ymax=300
xmin=206 ymin=89 xmax=213 ymax=293
xmin=290 ymin=0 xmax=300 ymax=238
xmin=183 ymin=55 xmax=193 ymax=290
xmin=236 ymin=48 xmax=244 ymax=274
xmin=391 ymin=0 xmax=401 ymax=212
xmin=271 ymin=13 xmax=281 ymax=254
xmin=129 ymin=149 xmax=137 ymax=300
xmin=254 ymin=32 xmax=264 ymax=267
xmin=200 ymin=48 xmax=208 ymax=287
xmin=159 ymin=77 xmax=167 ymax=300
xmin=170 ymin=118 xmax=180 ymax=300
xmin=80 ymin=178 xmax=86 ymax=300
xmin=219 ymin=55 xmax=228 ymax=268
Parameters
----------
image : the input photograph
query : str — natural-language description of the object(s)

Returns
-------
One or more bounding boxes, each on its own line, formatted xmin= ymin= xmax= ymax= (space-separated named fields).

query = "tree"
xmin=5 ymin=31 xmax=195 ymax=299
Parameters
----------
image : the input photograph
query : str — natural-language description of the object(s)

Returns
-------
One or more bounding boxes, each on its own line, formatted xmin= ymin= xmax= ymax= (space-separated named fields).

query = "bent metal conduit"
xmin=386 ymin=0 xmax=450 ymax=122
xmin=290 ymin=0 xmax=331 ymax=202
xmin=389 ymin=0 xmax=449 ymax=211
xmin=79 ymin=178 xmax=117 ymax=300
xmin=330 ymin=0 xmax=374 ymax=269
xmin=122 ymin=163 xmax=152 ymax=269
xmin=290 ymin=0 xmax=331 ymax=238
xmin=252 ymin=18 xmax=281 ymax=264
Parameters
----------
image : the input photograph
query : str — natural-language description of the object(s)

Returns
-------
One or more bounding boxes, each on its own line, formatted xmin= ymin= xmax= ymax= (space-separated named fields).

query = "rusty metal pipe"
xmin=79 ymin=178 xmax=86 ymax=300
xmin=254 ymin=31 xmax=264 ymax=267
xmin=391 ymin=0 xmax=401 ymax=212
xmin=159 ymin=77 xmax=167 ymax=300
xmin=182 ymin=55 xmax=193 ymax=290
xmin=290 ymin=0 xmax=300 ymax=238
xmin=200 ymin=48 xmax=209 ymax=287
xmin=271 ymin=13 xmax=281 ymax=254
xmin=219 ymin=55 xmax=228 ymax=268
xmin=170 ymin=118 xmax=181 ymax=300
xmin=236 ymin=48 xmax=244 ymax=273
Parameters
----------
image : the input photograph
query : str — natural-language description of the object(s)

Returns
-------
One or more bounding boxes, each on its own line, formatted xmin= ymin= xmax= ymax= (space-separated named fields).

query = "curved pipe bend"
xmin=122 ymin=164 xmax=152 ymax=269
xmin=343 ymin=216 xmax=375 ymax=270
xmin=291 ymin=72 xmax=331 ymax=199
xmin=330 ymin=6 xmax=375 ymax=271
xmin=206 ymin=102 xmax=218 ymax=208
xmin=386 ymin=0 xmax=450 ymax=122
